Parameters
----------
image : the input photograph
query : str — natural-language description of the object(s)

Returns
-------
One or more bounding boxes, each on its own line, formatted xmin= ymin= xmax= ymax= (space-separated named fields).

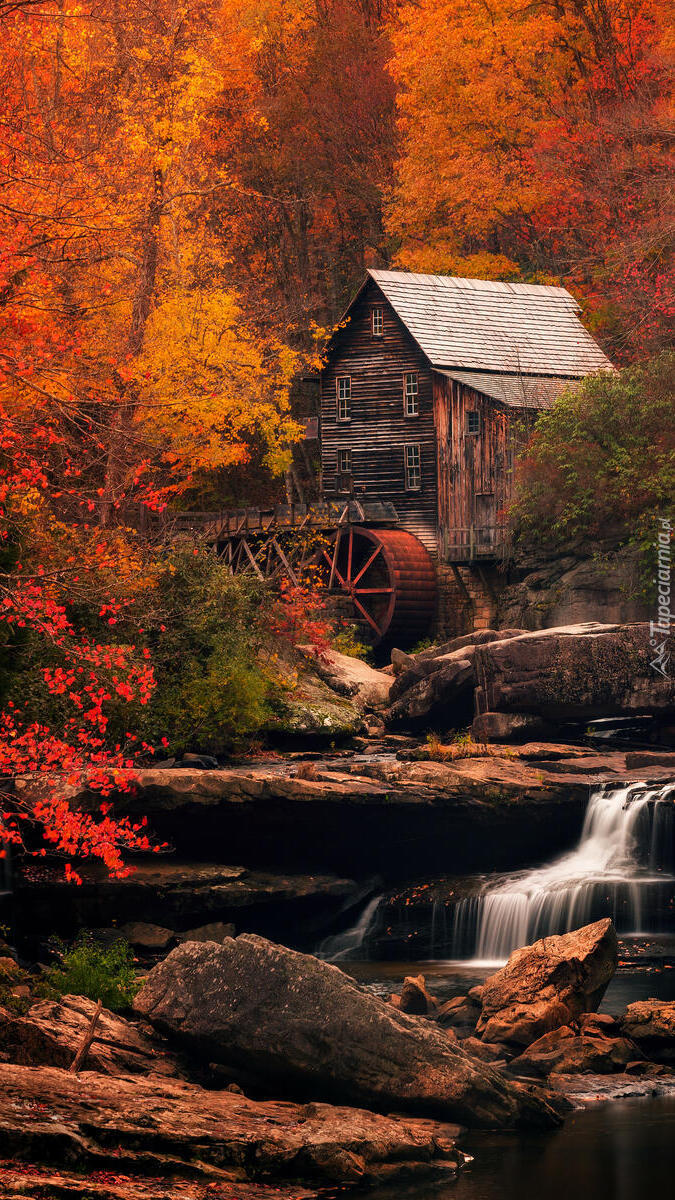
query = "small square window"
xmin=337 ymin=376 xmax=351 ymax=421
xmin=338 ymin=448 xmax=352 ymax=473
xmin=404 ymin=372 xmax=419 ymax=417
xmin=372 ymin=307 xmax=383 ymax=337
xmin=467 ymin=410 xmax=480 ymax=435
xmin=404 ymin=443 xmax=421 ymax=490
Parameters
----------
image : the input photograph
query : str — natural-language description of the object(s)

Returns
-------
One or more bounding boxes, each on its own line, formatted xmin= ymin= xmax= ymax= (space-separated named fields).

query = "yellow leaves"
xmin=388 ymin=0 xmax=585 ymax=242
xmin=134 ymin=284 xmax=302 ymax=480
xmin=396 ymin=245 xmax=521 ymax=280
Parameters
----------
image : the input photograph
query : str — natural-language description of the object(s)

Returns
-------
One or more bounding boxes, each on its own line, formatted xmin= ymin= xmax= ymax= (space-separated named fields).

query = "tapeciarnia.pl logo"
xmin=650 ymin=516 xmax=672 ymax=679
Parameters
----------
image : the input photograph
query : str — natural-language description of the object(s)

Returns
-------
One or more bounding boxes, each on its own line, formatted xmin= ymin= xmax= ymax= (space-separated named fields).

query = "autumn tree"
xmin=388 ymin=0 xmax=673 ymax=359
xmin=0 ymin=1 xmax=302 ymax=875
xmin=204 ymin=0 xmax=399 ymax=343
xmin=1 ymin=0 xmax=300 ymax=516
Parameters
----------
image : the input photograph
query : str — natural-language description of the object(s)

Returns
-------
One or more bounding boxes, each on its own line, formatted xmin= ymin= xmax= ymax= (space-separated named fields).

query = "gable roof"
xmin=367 ymin=269 xmax=611 ymax=378
xmin=437 ymin=369 xmax=576 ymax=409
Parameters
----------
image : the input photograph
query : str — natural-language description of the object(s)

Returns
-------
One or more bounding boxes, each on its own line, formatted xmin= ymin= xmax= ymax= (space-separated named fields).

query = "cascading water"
xmin=316 ymin=895 xmax=383 ymax=961
xmin=453 ymin=780 xmax=675 ymax=963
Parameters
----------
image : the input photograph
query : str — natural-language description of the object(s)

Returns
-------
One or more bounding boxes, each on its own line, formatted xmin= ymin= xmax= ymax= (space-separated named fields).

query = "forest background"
xmin=0 ymin=0 xmax=672 ymax=873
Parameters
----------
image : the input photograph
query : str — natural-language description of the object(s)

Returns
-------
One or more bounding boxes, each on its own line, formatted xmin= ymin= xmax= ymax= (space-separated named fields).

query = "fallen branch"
xmin=69 ymin=999 xmax=103 ymax=1073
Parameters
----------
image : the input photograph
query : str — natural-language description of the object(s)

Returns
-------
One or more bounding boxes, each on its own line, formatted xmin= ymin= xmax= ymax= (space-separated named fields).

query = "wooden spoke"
xmin=352 ymin=544 xmax=381 ymax=586
xmin=328 ymin=531 xmax=340 ymax=589
xmin=328 ymin=531 xmax=346 ymax=589
xmin=352 ymin=587 xmax=393 ymax=595
xmin=347 ymin=527 xmax=354 ymax=583
xmin=352 ymin=595 xmax=382 ymax=636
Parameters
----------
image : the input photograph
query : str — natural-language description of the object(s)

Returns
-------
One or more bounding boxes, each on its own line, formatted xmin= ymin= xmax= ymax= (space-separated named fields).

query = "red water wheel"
xmin=321 ymin=526 xmax=437 ymax=647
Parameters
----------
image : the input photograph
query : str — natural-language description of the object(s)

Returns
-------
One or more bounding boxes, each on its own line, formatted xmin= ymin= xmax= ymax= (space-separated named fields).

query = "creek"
xmin=321 ymin=776 xmax=675 ymax=1200
xmin=362 ymin=1096 xmax=675 ymax=1200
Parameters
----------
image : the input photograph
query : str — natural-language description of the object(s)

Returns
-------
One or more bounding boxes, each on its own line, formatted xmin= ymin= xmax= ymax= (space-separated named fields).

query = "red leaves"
xmin=269 ymin=577 xmax=334 ymax=661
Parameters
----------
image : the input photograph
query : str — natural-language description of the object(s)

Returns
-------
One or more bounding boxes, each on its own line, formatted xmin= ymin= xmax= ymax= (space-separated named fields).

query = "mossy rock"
xmin=265 ymin=673 xmax=364 ymax=742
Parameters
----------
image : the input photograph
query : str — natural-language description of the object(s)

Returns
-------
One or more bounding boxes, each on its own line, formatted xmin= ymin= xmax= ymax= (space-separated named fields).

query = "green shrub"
xmin=134 ymin=547 xmax=277 ymax=754
xmin=411 ymin=636 xmax=435 ymax=654
xmin=511 ymin=353 xmax=674 ymax=559
xmin=41 ymin=933 xmax=138 ymax=1012
xmin=332 ymin=624 xmax=371 ymax=661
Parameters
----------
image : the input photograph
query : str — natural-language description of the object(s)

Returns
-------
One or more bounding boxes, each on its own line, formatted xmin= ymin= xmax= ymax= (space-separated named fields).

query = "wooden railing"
xmin=156 ymin=498 xmax=400 ymax=542
xmin=441 ymin=525 xmax=510 ymax=563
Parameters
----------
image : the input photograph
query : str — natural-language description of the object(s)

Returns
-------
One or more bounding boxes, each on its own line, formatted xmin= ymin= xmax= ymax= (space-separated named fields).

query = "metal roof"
xmin=437 ymin=369 xmax=578 ymax=409
xmin=368 ymin=269 xmax=612 ymax=377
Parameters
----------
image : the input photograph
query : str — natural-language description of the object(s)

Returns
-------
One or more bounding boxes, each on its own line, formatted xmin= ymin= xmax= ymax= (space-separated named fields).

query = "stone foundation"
xmin=434 ymin=562 xmax=502 ymax=640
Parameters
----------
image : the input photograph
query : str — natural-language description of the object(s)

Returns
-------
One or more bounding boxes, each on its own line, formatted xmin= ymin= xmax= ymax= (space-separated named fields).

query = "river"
xmin=362 ymin=1097 xmax=675 ymax=1200
xmin=319 ymin=775 xmax=675 ymax=1197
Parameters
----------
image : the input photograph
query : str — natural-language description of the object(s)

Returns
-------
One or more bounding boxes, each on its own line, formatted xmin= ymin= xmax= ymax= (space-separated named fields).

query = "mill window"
xmin=338 ymin=448 xmax=352 ymax=473
xmin=404 ymin=372 xmax=419 ymax=417
xmin=336 ymin=376 xmax=351 ymax=421
xmin=372 ymin=307 xmax=384 ymax=337
xmin=467 ymin=410 xmax=480 ymax=435
xmin=404 ymin=443 xmax=422 ymax=491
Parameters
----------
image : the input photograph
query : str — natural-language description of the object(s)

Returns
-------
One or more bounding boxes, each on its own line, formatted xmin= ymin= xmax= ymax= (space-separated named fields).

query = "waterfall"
xmin=453 ymin=780 xmax=675 ymax=964
xmin=316 ymin=895 xmax=383 ymax=961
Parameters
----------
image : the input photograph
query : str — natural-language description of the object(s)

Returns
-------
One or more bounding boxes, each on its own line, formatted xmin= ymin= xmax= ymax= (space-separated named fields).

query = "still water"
xmin=343 ymin=958 xmax=675 ymax=1199
xmin=346 ymin=954 xmax=675 ymax=1016
xmin=366 ymin=1098 xmax=675 ymax=1200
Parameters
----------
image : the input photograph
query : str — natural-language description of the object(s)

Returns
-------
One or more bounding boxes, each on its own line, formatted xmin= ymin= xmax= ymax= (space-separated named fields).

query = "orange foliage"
xmin=389 ymin=0 xmax=674 ymax=358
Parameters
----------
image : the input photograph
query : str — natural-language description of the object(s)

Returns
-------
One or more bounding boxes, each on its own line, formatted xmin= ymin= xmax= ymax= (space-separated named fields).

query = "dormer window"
xmin=372 ymin=306 xmax=383 ymax=337
xmin=337 ymin=376 xmax=351 ymax=421
xmin=404 ymin=372 xmax=419 ymax=417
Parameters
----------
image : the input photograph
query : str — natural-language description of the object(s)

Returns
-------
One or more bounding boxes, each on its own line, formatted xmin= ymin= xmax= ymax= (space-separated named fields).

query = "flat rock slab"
xmin=15 ymin=748 xmax=675 ymax=881
xmin=0 ymin=1163 xmax=318 ymax=1200
xmin=553 ymin=1072 xmax=675 ymax=1104
xmin=0 ymin=1062 xmax=464 ymax=1187
xmin=135 ymin=934 xmax=565 ymax=1129
xmin=0 ymin=995 xmax=183 ymax=1078
xmin=13 ymin=863 xmax=366 ymax=952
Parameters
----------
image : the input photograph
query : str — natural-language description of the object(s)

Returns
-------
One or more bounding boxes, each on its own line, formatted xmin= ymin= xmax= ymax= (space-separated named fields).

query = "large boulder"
xmin=386 ymin=651 xmax=475 ymax=730
xmin=135 ymin=934 xmax=565 ymax=1128
xmin=305 ymin=647 xmax=392 ymax=709
xmin=389 ymin=631 xmax=526 ymax=703
xmin=386 ymin=630 xmax=529 ymax=730
xmin=620 ymin=1000 xmax=675 ymax=1063
xmin=475 ymin=919 xmax=618 ymax=1046
xmin=472 ymin=623 xmax=674 ymax=724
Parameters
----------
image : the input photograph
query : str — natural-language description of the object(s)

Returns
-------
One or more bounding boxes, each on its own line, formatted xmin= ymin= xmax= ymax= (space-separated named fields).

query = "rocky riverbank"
xmin=2 ymin=920 xmax=675 ymax=1199
xmin=12 ymin=744 xmax=675 ymax=955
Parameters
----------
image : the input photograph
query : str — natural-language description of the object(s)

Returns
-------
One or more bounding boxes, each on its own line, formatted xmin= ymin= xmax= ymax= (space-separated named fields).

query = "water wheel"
xmin=320 ymin=526 xmax=437 ymax=647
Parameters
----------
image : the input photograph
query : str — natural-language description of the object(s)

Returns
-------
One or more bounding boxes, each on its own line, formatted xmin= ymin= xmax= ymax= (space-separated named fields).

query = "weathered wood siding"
xmin=321 ymin=281 xmax=438 ymax=552
xmin=432 ymin=373 xmax=534 ymax=559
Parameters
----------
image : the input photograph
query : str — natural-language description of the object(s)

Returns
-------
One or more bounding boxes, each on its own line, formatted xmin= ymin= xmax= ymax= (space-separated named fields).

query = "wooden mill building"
xmin=175 ymin=270 xmax=612 ymax=649
xmin=321 ymin=269 xmax=611 ymax=558
xmin=316 ymin=270 xmax=611 ymax=643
